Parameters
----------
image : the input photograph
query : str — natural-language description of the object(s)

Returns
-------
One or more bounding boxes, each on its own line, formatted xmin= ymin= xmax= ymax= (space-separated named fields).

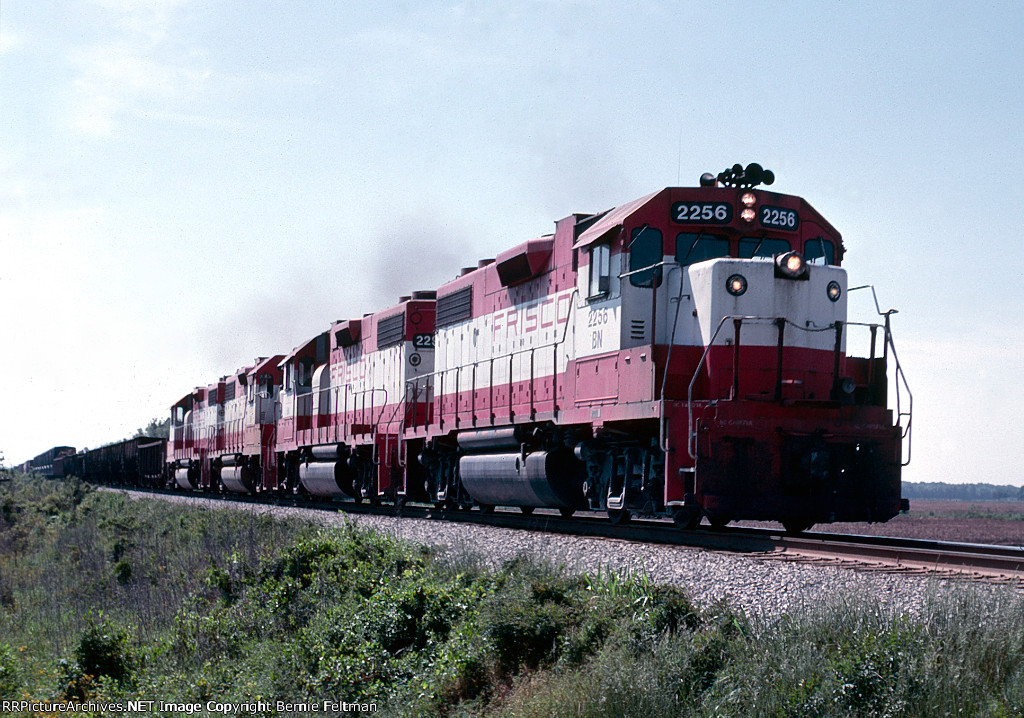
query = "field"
xmin=804 ymin=500 xmax=1024 ymax=546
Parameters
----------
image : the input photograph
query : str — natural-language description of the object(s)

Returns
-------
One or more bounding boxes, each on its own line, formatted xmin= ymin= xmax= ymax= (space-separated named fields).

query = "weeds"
xmin=1 ymin=474 xmax=1022 ymax=717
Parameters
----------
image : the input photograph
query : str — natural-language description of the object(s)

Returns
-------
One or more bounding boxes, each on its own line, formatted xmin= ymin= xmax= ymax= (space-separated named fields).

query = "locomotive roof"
xmin=572 ymin=185 xmax=841 ymax=252
xmin=572 ymin=188 xmax=662 ymax=249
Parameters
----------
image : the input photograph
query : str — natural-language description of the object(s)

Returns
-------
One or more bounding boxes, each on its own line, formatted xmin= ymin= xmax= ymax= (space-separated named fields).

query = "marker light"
xmin=774 ymin=251 xmax=809 ymax=279
xmin=741 ymin=192 xmax=757 ymax=207
xmin=726 ymin=274 xmax=748 ymax=296
xmin=826 ymin=280 xmax=842 ymax=302
xmin=740 ymin=208 xmax=756 ymax=222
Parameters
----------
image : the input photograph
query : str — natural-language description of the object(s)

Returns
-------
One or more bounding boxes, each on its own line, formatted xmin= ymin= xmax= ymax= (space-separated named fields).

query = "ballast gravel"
xmin=126 ymin=491 xmax=1014 ymax=619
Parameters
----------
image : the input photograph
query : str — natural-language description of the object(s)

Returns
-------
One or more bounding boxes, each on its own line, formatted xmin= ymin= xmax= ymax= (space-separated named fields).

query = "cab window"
xmin=676 ymin=233 xmax=729 ymax=266
xmin=298 ymin=359 xmax=314 ymax=389
xmin=739 ymin=237 xmax=790 ymax=258
xmin=629 ymin=226 xmax=663 ymax=287
xmin=804 ymin=237 xmax=835 ymax=265
xmin=587 ymin=242 xmax=611 ymax=299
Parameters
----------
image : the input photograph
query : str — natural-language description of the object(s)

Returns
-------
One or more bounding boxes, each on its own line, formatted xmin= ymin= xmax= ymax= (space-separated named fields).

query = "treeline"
xmin=902 ymin=481 xmax=1024 ymax=502
xmin=132 ymin=417 xmax=169 ymax=440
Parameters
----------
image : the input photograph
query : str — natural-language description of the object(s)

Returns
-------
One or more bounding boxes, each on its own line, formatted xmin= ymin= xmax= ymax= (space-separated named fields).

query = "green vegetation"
xmin=1 ymin=474 xmax=1022 ymax=717
xmin=132 ymin=418 xmax=170 ymax=440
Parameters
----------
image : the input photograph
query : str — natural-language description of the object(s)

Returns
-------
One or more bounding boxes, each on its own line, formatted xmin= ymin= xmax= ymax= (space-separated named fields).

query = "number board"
xmin=671 ymin=201 xmax=732 ymax=224
xmin=759 ymin=205 xmax=799 ymax=231
xmin=413 ymin=333 xmax=435 ymax=349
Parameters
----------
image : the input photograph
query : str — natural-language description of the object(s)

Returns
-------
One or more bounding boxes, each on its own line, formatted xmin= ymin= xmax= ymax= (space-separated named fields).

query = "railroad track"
xmin=109 ymin=484 xmax=1024 ymax=585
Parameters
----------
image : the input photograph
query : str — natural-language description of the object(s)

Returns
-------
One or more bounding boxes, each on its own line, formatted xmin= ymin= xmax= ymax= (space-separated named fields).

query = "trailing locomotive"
xmin=38 ymin=166 xmax=913 ymax=533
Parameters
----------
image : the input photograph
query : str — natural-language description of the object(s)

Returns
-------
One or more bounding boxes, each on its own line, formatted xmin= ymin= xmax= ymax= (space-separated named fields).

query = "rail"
xmin=100 ymin=484 xmax=1024 ymax=583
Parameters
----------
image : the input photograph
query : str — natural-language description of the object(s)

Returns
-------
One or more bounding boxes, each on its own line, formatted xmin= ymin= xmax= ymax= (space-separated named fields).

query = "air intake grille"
xmin=376 ymin=313 xmax=405 ymax=348
xmin=630 ymin=319 xmax=646 ymax=341
xmin=436 ymin=286 xmax=473 ymax=327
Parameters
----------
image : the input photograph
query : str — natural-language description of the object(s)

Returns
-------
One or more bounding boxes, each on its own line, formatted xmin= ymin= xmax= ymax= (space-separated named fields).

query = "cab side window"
xmin=629 ymin=226 xmax=663 ymax=288
xmin=588 ymin=242 xmax=611 ymax=299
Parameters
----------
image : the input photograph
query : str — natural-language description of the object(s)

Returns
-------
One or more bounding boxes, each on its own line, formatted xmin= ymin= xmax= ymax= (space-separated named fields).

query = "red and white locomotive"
xmin=168 ymin=165 xmax=911 ymax=531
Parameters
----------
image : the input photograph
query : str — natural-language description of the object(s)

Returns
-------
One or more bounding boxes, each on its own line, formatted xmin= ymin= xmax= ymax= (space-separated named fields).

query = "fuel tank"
xmin=219 ymin=465 xmax=250 ymax=493
xmin=459 ymin=450 xmax=586 ymax=510
xmin=174 ymin=467 xmax=196 ymax=490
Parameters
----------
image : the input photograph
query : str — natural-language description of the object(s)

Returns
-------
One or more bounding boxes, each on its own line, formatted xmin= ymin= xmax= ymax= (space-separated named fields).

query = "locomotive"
xmin=40 ymin=165 xmax=914 ymax=533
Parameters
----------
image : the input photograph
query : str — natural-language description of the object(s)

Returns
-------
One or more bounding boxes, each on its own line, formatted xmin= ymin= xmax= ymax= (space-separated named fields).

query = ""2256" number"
xmin=671 ymin=201 xmax=732 ymax=224
xmin=759 ymin=206 xmax=799 ymax=230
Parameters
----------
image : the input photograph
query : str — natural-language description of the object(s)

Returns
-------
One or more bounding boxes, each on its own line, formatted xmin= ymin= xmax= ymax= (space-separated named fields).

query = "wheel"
xmin=707 ymin=514 xmax=730 ymax=529
xmin=672 ymin=507 xmax=701 ymax=530
xmin=782 ymin=519 xmax=814 ymax=534
xmin=519 ymin=506 xmax=535 ymax=516
xmin=478 ymin=503 xmax=495 ymax=514
xmin=393 ymin=495 xmax=407 ymax=516
xmin=607 ymin=508 xmax=631 ymax=525
xmin=559 ymin=508 xmax=575 ymax=519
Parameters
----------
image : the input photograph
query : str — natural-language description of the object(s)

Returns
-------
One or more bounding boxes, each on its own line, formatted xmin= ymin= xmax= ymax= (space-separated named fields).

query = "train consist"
xmin=22 ymin=166 xmax=912 ymax=532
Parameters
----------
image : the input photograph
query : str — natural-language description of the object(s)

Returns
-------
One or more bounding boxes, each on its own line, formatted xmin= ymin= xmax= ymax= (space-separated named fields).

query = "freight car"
xmin=73 ymin=437 xmax=168 ymax=488
xmin=159 ymin=165 xmax=910 ymax=533
xmin=24 ymin=446 xmax=77 ymax=479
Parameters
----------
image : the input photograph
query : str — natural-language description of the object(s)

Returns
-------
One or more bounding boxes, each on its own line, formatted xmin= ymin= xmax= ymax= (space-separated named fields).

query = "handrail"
xmin=686 ymin=314 xmax=762 ymax=459
xmin=883 ymin=314 xmax=913 ymax=465
xmin=658 ymin=262 xmax=688 ymax=452
xmin=849 ymin=285 xmax=912 ymax=466
xmin=429 ymin=288 xmax=581 ymax=426
xmin=685 ymin=307 xmax=911 ymax=467
xmin=686 ymin=314 xmax=860 ymax=460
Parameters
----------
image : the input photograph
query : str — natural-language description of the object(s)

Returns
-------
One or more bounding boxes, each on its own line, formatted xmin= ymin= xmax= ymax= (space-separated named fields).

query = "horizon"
xmin=3 ymin=2 xmax=1024 ymax=485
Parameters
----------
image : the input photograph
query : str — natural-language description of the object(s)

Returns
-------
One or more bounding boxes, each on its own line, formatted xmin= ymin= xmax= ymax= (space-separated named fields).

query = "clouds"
xmin=1 ymin=1 xmax=1024 ymax=486
xmin=64 ymin=2 xmax=209 ymax=136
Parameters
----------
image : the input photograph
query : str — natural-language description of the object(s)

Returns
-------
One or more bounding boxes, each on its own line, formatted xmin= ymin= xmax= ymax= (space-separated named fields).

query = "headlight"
xmin=740 ymin=208 xmax=755 ymax=222
xmin=826 ymin=280 xmax=842 ymax=302
xmin=740 ymin=192 xmax=756 ymax=207
xmin=774 ymin=251 xmax=809 ymax=279
xmin=726 ymin=274 xmax=747 ymax=296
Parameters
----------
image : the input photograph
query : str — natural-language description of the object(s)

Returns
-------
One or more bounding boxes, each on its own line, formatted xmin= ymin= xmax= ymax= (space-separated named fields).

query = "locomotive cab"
xmin=561 ymin=166 xmax=909 ymax=529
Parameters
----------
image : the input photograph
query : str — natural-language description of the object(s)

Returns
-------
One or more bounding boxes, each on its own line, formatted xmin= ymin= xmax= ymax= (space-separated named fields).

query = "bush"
xmin=74 ymin=617 xmax=134 ymax=682
xmin=60 ymin=617 xmax=135 ymax=700
xmin=4 ymin=476 xmax=1024 ymax=717
xmin=0 ymin=643 xmax=19 ymax=700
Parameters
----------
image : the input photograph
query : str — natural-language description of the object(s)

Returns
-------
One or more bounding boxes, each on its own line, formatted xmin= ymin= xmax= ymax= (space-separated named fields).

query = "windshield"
xmin=676 ymin=233 xmax=729 ymax=266
xmin=738 ymin=236 xmax=790 ymax=258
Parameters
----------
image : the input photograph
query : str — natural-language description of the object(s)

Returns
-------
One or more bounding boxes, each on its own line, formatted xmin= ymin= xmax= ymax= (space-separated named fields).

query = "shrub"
xmin=74 ymin=617 xmax=134 ymax=683
xmin=0 ymin=643 xmax=19 ymax=700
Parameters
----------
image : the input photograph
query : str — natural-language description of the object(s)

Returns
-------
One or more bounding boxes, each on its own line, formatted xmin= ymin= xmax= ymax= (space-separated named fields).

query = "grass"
xmin=1 ymin=474 xmax=1022 ymax=717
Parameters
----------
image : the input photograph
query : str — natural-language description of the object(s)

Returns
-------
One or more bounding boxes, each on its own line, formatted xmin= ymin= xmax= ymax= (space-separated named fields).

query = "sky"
xmin=2 ymin=1 xmax=1023 ymax=486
